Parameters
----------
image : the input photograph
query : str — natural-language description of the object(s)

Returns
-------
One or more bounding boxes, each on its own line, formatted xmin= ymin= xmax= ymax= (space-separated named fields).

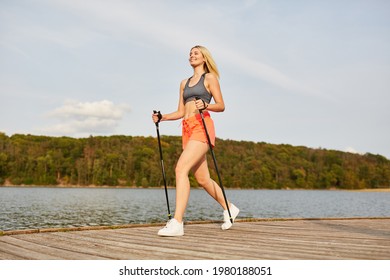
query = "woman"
xmin=152 ymin=45 xmax=239 ymax=236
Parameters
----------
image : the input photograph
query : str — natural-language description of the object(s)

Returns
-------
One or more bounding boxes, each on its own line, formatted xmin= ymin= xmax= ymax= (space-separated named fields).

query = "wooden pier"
xmin=0 ymin=218 xmax=389 ymax=260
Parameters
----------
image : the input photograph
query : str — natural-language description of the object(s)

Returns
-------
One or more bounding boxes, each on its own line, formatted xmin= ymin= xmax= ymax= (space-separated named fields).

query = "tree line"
xmin=0 ymin=132 xmax=389 ymax=189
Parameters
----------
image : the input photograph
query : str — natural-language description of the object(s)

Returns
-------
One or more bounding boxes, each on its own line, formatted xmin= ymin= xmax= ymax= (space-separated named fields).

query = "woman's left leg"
xmin=193 ymin=153 xmax=240 ymax=230
xmin=192 ymin=156 xmax=230 ymax=210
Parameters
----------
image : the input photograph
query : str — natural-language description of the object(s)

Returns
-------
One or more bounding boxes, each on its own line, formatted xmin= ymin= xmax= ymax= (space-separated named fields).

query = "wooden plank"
xmin=0 ymin=218 xmax=389 ymax=260
xmin=0 ymin=238 xmax=64 ymax=260
xmin=0 ymin=234 xmax=108 ymax=260
xmin=232 ymin=220 xmax=389 ymax=259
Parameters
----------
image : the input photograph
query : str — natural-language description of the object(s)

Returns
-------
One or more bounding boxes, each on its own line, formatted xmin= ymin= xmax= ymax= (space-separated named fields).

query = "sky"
xmin=1 ymin=0 xmax=389 ymax=158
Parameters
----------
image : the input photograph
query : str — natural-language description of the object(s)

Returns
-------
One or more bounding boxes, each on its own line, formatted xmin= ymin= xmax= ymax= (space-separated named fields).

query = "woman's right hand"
xmin=152 ymin=111 xmax=162 ymax=123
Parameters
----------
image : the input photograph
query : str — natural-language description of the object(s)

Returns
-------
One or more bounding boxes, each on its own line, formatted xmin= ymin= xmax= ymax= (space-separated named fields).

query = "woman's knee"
xmin=195 ymin=173 xmax=211 ymax=187
xmin=175 ymin=162 xmax=189 ymax=177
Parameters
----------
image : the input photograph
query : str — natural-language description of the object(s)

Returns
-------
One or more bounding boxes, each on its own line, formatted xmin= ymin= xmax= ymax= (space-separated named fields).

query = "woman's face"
xmin=189 ymin=47 xmax=205 ymax=67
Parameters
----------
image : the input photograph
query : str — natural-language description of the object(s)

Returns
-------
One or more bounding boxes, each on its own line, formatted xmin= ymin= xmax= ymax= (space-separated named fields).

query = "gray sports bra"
xmin=183 ymin=73 xmax=212 ymax=104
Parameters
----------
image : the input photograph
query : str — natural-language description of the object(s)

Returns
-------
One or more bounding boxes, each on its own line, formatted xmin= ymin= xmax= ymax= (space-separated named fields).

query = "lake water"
xmin=1 ymin=187 xmax=389 ymax=231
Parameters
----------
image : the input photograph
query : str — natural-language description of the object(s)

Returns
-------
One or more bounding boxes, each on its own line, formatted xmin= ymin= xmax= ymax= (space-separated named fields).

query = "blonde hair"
xmin=192 ymin=45 xmax=220 ymax=79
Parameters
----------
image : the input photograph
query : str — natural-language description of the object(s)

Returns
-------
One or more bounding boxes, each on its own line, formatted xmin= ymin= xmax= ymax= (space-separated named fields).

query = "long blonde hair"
xmin=192 ymin=45 xmax=220 ymax=79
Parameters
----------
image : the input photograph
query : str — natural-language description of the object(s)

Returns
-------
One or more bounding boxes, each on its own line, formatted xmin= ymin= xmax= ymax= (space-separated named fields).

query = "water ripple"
xmin=1 ymin=187 xmax=389 ymax=231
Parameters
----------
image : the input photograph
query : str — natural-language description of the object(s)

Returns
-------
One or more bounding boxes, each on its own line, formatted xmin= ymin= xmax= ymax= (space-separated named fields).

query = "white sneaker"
xmin=221 ymin=203 xmax=239 ymax=230
xmin=158 ymin=218 xmax=184 ymax=236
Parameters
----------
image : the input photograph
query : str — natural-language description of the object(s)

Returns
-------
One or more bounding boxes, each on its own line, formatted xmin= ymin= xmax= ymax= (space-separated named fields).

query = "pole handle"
xmin=153 ymin=110 xmax=162 ymax=124
xmin=195 ymin=97 xmax=207 ymax=112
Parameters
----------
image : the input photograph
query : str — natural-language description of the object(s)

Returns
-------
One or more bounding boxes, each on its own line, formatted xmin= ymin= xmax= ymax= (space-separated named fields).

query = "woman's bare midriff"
xmin=184 ymin=100 xmax=207 ymax=119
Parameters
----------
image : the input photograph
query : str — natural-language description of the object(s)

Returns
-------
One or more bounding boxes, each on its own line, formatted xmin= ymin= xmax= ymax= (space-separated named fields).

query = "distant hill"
xmin=0 ymin=132 xmax=389 ymax=189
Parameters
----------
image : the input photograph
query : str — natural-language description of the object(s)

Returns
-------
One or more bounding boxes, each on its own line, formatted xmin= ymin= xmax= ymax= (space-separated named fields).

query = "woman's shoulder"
xmin=180 ymin=78 xmax=189 ymax=90
xmin=181 ymin=77 xmax=190 ymax=83
xmin=180 ymin=78 xmax=189 ymax=86
xmin=204 ymin=72 xmax=219 ymax=84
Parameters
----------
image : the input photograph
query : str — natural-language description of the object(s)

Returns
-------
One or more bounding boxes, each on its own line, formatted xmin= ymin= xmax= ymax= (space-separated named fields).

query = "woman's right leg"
xmin=174 ymin=140 xmax=209 ymax=223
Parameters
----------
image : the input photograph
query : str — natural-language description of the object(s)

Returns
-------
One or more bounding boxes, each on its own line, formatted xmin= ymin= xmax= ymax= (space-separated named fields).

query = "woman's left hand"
xmin=195 ymin=99 xmax=208 ymax=111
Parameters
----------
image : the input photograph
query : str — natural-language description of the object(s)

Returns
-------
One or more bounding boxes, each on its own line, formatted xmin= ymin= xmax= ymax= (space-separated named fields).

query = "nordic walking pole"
xmin=195 ymin=98 xmax=233 ymax=224
xmin=153 ymin=110 xmax=172 ymax=220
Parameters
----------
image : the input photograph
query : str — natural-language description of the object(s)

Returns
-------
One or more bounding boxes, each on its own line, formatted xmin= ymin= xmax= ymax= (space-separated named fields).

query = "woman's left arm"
xmin=205 ymin=73 xmax=225 ymax=112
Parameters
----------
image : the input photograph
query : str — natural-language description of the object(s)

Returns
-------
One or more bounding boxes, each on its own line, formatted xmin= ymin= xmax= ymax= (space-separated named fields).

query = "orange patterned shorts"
xmin=182 ymin=112 xmax=215 ymax=150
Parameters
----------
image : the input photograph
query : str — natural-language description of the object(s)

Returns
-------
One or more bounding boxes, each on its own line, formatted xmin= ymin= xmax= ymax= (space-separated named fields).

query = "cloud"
xmin=345 ymin=147 xmax=363 ymax=155
xmin=48 ymin=100 xmax=129 ymax=119
xmin=216 ymin=47 xmax=325 ymax=98
xmin=45 ymin=0 xmax=323 ymax=98
xmin=41 ymin=100 xmax=131 ymax=136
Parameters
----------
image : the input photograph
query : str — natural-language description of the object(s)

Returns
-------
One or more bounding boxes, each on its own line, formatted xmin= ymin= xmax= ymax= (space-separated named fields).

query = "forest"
xmin=0 ymin=132 xmax=389 ymax=189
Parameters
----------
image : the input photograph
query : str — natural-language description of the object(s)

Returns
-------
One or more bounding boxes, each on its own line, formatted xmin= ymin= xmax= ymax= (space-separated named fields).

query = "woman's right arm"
xmin=152 ymin=80 xmax=186 ymax=122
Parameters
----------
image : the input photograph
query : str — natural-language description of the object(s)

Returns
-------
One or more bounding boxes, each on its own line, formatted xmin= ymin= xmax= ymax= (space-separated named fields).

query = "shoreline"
xmin=1 ymin=185 xmax=389 ymax=192
xmin=2 ymin=216 xmax=390 ymax=236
